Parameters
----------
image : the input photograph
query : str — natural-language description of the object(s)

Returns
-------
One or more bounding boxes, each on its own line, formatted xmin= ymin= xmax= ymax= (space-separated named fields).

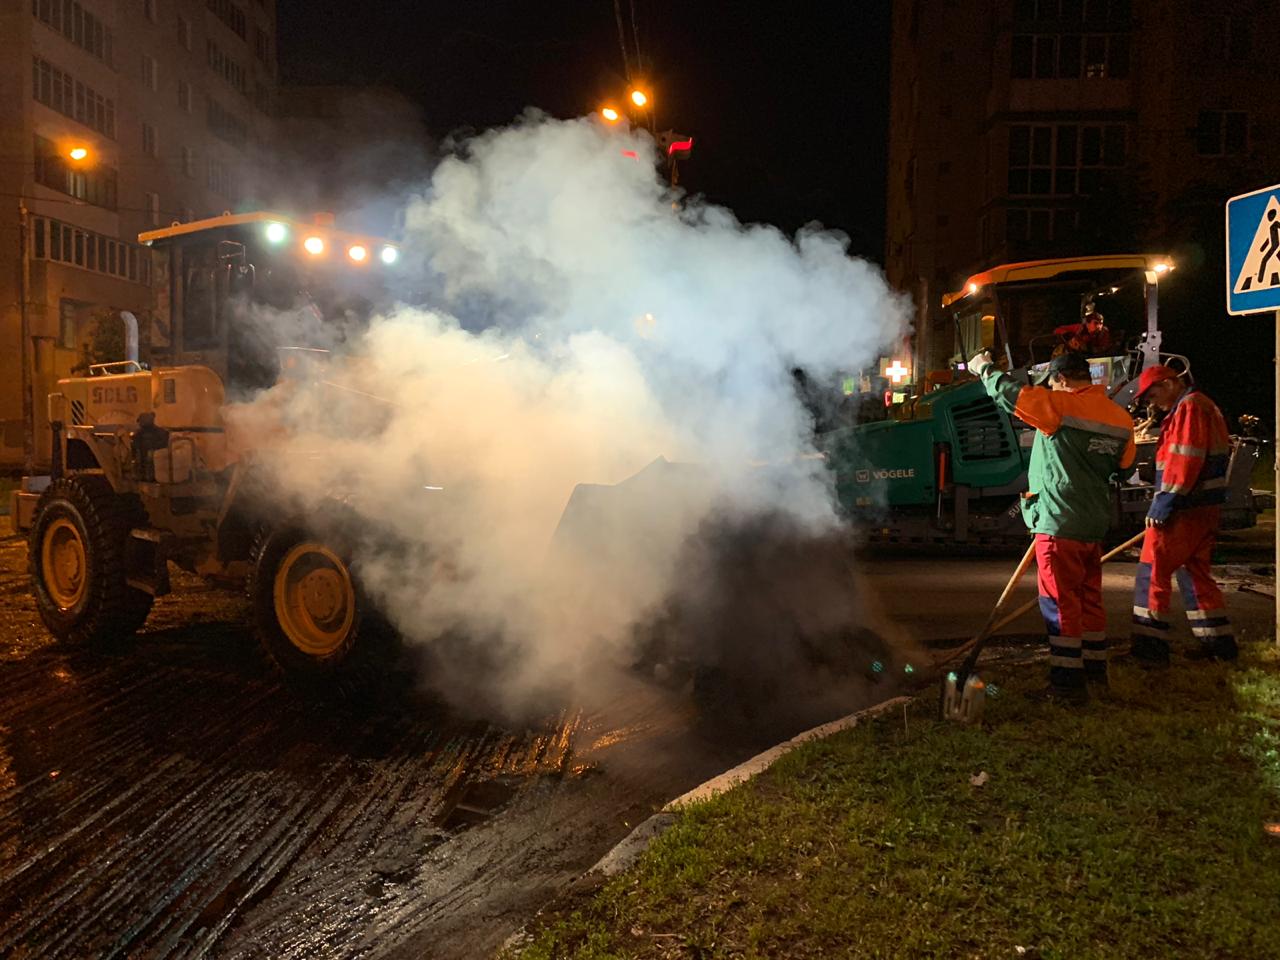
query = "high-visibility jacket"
xmin=1147 ymin=389 xmax=1231 ymax=522
xmin=980 ymin=370 xmax=1136 ymax=542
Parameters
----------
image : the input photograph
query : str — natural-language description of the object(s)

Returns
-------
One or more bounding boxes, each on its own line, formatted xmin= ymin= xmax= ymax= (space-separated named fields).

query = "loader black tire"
xmin=28 ymin=476 xmax=154 ymax=648
xmin=247 ymin=523 xmax=394 ymax=698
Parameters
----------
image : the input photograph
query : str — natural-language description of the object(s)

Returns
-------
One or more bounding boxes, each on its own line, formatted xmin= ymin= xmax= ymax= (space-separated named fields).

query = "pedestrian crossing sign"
xmin=1226 ymin=183 xmax=1280 ymax=315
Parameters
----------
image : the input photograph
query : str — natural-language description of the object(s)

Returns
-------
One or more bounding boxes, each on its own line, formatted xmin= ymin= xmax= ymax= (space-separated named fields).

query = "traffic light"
xmin=657 ymin=131 xmax=694 ymax=158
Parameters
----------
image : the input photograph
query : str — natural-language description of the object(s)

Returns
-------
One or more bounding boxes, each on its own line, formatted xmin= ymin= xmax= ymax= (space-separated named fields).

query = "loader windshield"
xmin=143 ymin=213 xmax=398 ymax=396
xmin=944 ymin=258 xmax=1167 ymax=370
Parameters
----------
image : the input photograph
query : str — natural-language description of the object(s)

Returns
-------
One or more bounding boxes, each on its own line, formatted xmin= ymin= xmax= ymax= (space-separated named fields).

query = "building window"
xmin=207 ymin=98 xmax=248 ymax=147
xmin=1007 ymin=208 xmax=1078 ymax=245
xmin=1012 ymin=32 xmax=1129 ymax=79
xmin=142 ymin=54 xmax=158 ymax=91
xmin=178 ymin=79 xmax=191 ymax=112
xmin=142 ymin=122 xmax=158 ymax=157
xmin=178 ymin=14 xmax=191 ymax=49
xmin=34 ymin=218 xmax=147 ymax=283
xmin=32 ymin=56 xmax=116 ymax=138
xmin=1016 ymin=0 xmax=1131 ymax=23
xmin=207 ymin=39 xmax=247 ymax=92
xmin=1008 ymin=123 xmax=1126 ymax=196
xmin=32 ymin=0 xmax=115 ymax=66
xmin=206 ymin=0 xmax=246 ymax=39
xmin=1196 ymin=111 xmax=1249 ymax=157
xmin=144 ymin=0 xmax=157 ymax=21
xmin=254 ymin=26 xmax=272 ymax=67
xmin=146 ymin=192 xmax=160 ymax=226
xmin=206 ymin=156 xmax=234 ymax=197
xmin=1202 ymin=15 xmax=1253 ymax=63
xmin=182 ymin=145 xmax=196 ymax=177
xmin=34 ymin=135 xmax=117 ymax=208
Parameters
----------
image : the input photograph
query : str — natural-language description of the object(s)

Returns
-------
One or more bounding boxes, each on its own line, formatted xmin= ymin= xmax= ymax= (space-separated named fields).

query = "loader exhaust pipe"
xmin=120 ymin=310 xmax=139 ymax=364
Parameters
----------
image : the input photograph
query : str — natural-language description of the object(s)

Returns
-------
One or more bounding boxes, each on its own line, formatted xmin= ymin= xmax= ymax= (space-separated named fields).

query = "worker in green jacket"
xmin=969 ymin=350 xmax=1136 ymax=702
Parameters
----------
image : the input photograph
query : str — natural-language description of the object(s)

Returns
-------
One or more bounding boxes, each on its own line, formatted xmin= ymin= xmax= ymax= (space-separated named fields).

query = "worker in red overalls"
xmin=1128 ymin=365 xmax=1237 ymax=664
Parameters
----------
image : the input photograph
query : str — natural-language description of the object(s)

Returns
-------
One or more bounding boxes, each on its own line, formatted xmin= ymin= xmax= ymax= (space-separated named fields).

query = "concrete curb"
xmin=588 ymin=693 xmax=913 ymax=878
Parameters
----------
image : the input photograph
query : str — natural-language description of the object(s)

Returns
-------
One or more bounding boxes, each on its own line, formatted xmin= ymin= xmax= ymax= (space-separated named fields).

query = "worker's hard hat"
xmin=1032 ymin=351 xmax=1091 ymax=385
xmin=1134 ymin=364 xmax=1181 ymax=401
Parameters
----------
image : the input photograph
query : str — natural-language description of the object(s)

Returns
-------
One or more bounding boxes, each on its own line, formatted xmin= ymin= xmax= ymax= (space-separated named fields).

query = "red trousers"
xmin=1132 ymin=506 xmax=1232 ymax=646
xmin=1035 ymin=534 xmax=1105 ymax=684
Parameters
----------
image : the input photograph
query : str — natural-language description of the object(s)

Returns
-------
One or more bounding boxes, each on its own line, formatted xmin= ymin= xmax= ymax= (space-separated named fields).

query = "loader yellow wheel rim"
xmin=42 ymin=517 xmax=88 ymax=609
xmin=273 ymin=543 xmax=356 ymax=658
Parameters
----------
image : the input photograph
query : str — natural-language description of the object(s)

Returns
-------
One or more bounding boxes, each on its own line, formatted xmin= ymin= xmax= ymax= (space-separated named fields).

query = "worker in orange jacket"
xmin=1128 ymin=365 xmax=1237 ymax=664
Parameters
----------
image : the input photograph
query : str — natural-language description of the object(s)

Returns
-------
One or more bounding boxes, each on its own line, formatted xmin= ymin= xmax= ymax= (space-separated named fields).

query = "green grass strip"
xmin=515 ymin=644 xmax=1280 ymax=959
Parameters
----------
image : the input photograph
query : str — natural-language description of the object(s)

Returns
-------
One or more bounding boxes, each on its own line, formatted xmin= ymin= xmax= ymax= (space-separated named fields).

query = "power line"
xmin=613 ymin=0 xmax=632 ymax=82
xmin=629 ymin=0 xmax=642 ymax=75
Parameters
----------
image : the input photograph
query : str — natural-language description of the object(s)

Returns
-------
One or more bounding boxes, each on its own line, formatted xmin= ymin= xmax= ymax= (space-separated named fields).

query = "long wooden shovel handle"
xmin=972 ymin=540 xmax=1038 ymax=643
xmin=939 ymin=529 xmax=1147 ymax=676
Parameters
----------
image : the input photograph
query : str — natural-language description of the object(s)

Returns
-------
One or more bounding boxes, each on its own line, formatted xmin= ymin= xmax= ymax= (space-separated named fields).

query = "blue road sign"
xmin=1226 ymin=182 xmax=1280 ymax=316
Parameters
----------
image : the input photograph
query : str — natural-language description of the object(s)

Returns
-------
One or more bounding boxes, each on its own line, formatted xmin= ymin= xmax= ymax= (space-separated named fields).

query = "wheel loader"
xmin=12 ymin=212 xmax=403 ymax=693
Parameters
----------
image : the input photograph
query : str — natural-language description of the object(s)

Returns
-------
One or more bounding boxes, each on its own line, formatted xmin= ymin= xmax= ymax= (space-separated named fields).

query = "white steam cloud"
xmin=232 ymin=113 xmax=910 ymax=711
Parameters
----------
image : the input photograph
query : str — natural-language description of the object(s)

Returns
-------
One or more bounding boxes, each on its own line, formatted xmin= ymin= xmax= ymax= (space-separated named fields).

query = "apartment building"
xmin=0 ymin=0 xmax=278 ymax=470
xmin=886 ymin=0 xmax=1279 ymax=374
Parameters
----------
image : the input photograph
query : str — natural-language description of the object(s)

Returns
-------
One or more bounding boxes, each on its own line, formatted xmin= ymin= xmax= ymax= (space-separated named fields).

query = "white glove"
xmin=968 ymin=350 xmax=994 ymax=376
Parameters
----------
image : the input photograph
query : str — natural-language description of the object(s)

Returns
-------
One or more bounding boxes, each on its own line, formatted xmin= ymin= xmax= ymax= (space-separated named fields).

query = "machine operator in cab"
xmin=969 ymin=350 xmax=1136 ymax=704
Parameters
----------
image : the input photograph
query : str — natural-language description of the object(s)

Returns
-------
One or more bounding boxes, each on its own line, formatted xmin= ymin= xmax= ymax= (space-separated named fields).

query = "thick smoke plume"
xmin=233 ymin=113 xmax=911 ymax=714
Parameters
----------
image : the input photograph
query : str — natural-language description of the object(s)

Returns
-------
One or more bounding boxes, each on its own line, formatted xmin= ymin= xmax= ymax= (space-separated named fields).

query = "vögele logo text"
xmin=855 ymin=467 xmax=916 ymax=483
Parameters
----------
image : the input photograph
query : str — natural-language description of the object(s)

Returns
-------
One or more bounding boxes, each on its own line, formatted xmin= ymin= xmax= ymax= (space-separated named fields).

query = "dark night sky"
xmin=275 ymin=0 xmax=892 ymax=260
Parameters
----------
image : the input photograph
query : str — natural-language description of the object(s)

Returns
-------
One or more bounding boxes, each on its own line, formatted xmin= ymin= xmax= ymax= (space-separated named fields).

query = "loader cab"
xmin=140 ymin=213 xmax=399 ymax=397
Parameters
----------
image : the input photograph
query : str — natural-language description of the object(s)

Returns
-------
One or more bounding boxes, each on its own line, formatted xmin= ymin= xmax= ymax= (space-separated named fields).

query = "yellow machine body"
xmin=52 ymin=365 xmax=232 ymax=472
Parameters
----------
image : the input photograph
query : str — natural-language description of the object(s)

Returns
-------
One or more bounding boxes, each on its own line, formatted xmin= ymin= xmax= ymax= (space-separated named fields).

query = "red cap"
xmin=1134 ymin=364 xmax=1180 ymax=401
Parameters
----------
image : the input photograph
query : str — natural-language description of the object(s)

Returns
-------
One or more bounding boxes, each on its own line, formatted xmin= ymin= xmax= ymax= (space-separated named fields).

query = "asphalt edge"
xmin=497 ymin=692 xmax=915 ymax=957
xmin=591 ymin=692 xmax=912 ymax=877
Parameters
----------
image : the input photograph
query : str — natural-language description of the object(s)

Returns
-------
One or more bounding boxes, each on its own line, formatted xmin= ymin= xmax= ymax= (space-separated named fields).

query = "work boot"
xmin=1024 ymin=682 xmax=1089 ymax=706
xmin=1185 ymin=636 xmax=1239 ymax=662
xmin=1123 ymin=636 xmax=1170 ymax=668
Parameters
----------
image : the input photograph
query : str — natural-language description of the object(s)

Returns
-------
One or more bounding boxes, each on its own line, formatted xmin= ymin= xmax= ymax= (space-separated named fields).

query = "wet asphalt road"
xmin=0 ymin=523 xmax=894 ymax=960
xmin=1 ymin=517 xmax=1273 ymax=959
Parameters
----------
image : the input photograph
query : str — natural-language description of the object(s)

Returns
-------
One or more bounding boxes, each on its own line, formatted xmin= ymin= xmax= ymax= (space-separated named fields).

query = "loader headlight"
xmin=347 ymin=244 xmax=368 ymax=263
xmin=265 ymin=221 xmax=288 ymax=244
xmin=380 ymin=245 xmax=398 ymax=265
xmin=303 ymin=235 xmax=325 ymax=256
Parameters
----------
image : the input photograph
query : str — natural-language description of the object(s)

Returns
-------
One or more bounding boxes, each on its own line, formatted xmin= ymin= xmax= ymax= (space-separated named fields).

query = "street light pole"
xmin=18 ymin=199 xmax=33 ymax=475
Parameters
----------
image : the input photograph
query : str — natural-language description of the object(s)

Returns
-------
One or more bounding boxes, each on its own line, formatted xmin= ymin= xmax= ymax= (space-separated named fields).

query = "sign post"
xmin=1226 ymin=183 xmax=1280 ymax=644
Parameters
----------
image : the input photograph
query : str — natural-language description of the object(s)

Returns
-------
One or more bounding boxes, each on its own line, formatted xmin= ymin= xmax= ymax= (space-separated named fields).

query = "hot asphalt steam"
xmin=233 ymin=112 xmax=912 ymax=716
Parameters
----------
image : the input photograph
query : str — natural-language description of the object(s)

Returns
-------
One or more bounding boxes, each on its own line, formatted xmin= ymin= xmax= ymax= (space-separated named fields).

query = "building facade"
xmin=0 ymin=0 xmax=277 ymax=470
xmin=887 ymin=0 xmax=1279 ymax=375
